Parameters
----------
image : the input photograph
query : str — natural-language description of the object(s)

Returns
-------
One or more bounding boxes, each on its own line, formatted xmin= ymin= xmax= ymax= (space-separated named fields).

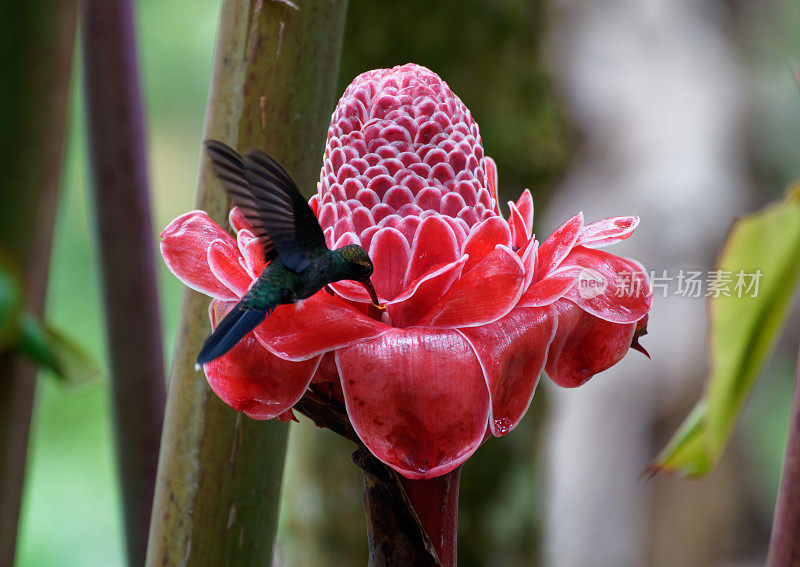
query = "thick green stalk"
xmin=0 ymin=2 xmax=77 ymax=564
xmin=81 ymin=1 xmax=166 ymax=565
xmin=145 ymin=1 xmax=348 ymax=566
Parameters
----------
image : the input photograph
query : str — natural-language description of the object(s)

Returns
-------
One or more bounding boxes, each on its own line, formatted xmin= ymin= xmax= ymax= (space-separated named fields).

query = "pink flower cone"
xmin=160 ymin=64 xmax=651 ymax=479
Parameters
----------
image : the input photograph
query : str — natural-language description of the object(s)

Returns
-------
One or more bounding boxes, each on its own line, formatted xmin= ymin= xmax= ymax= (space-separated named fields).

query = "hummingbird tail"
xmin=197 ymin=303 xmax=268 ymax=365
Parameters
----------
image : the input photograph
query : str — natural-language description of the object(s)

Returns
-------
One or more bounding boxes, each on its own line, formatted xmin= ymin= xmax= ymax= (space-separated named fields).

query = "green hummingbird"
xmin=197 ymin=140 xmax=382 ymax=365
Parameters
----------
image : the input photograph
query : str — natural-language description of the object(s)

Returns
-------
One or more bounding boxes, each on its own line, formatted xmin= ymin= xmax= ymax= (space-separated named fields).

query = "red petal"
xmin=459 ymin=305 xmax=556 ymax=436
xmin=327 ymin=227 xmax=412 ymax=304
xmin=404 ymin=216 xmax=459 ymax=286
xmin=252 ymin=292 xmax=389 ymax=361
xmin=559 ymin=246 xmax=651 ymax=323
xmin=536 ymin=212 xmax=583 ymax=277
xmin=484 ymin=156 xmax=501 ymax=215
xmin=577 ymin=216 xmax=639 ymax=248
xmin=461 ymin=216 xmax=512 ymax=274
xmin=507 ymin=201 xmax=529 ymax=250
xmin=420 ymin=245 xmax=525 ymax=328
xmin=369 ymin=227 xmax=411 ymax=300
xmin=208 ymin=239 xmax=252 ymax=297
xmin=337 ymin=328 xmax=490 ymax=479
xmin=545 ymin=299 xmax=637 ymax=388
xmin=161 ymin=210 xmax=239 ymax=300
xmin=229 ymin=206 xmax=253 ymax=233
xmin=387 ymin=256 xmax=468 ymax=328
xmin=327 ymin=279 xmax=387 ymax=304
xmin=237 ymin=229 xmax=266 ymax=278
xmin=519 ymin=267 xmax=577 ymax=307
xmin=515 ymin=189 xmax=534 ymax=236
xmin=204 ymin=300 xmax=320 ymax=419
xmin=520 ymin=238 xmax=538 ymax=291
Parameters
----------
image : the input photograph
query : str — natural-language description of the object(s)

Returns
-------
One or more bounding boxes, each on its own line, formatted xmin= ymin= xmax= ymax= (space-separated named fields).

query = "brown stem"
xmin=81 ymin=1 xmax=166 ymax=564
xmin=400 ymin=469 xmax=460 ymax=567
xmin=354 ymin=448 xmax=444 ymax=567
xmin=766 ymin=335 xmax=800 ymax=566
xmin=145 ymin=1 xmax=348 ymax=565
xmin=295 ymin=392 xmax=456 ymax=566
xmin=0 ymin=1 xmax=77 ymax=564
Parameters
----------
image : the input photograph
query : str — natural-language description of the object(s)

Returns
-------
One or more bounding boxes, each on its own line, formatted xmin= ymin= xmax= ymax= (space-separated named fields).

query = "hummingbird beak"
xmin=358 ymin=278 xmax=384 ymax=310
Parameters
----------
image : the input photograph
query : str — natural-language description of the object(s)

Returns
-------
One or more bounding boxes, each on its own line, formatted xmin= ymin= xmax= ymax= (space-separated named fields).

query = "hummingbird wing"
xmin=204 ymin=140 xmax=327 ymax=272
xmin=205 ymin=140 xmax=278 ymax=264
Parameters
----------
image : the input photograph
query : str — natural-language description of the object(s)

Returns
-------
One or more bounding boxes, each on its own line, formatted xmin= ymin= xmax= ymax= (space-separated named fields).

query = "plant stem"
xmin=352 ymin=446 xmax=450 ymax=567
xmin=145 ymin=1 xmax=348 ymax=565
xmin=767 ymin=335 xmax=800 ymax=566
xmin=81 ymin=1 xmax=167 ymax=564
xmin=0 ymin=2 xmax=77 ymax=564
xmin=400 ymin=469 xmax=460 ymax=567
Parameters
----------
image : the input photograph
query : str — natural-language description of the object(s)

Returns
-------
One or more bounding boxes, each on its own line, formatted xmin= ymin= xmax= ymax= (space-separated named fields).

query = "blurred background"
xmin=14 ymin=0 xmax=800 ymax=565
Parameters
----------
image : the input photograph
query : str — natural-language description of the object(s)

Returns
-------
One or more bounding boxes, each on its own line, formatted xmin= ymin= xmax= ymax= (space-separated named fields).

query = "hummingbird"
xmin=197 ymin=140 xmax=382 ymax=366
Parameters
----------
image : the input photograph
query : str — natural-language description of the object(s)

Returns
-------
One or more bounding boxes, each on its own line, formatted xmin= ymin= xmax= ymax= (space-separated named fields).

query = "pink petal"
xmin=337 ymin=327 xmax=490 ymax=479
xmin=520 ymin=238 xmax=538 ymax=291
xmin=327 ymin=279 xmax=387 ymax=304
xmin=515 ymin=189 xmax=534 ymax=236
xmin=507 ymin=201 xmax=529 ymax=250
xmin=387 ymin=256 xmax=468 ymax=328
xmin=403 ymin=215 xmax=459 ymax=286
xmin=559 ymin=246 xmax=652 ymax=323
xmin=237 ymin=229 xmax=265 ymax=278
xmin=311 ymin=351 xmax=339 ymax=383
xmin=333 ymin=231 xmax=361 ymax=249
xmin=253 ymin=292 xmax=389 ymax=361
xmin=459 ymin=305 xmax=556 ymax=436
xmin=461 ymin=216 xmax=512 ymax=274
xmin=484 ymin=156 xmax=501 ymax=215
xmin=536 ymin=212 xmax=583 ymax=277
xmin=204 ymin=300 xmax=321 ymax=419
xmin=369 ymin=227 xmax=411 ymax=300
xmin=518 ymin=267 xmax=577 ymax=307
xmin=420 ymin=245 xmax=525 ymax=328
xmin=545 ymin=299 xmax=637 ymax=388
xmin=229 ymin=206 xmax=253 ymax=233
xmin=577 ymin=216 xmax=639 ymax=248
xmin=160 ymin=210 xmax=239 ymax=300
xmin=208 ymin=239 xmax=252 ymax=297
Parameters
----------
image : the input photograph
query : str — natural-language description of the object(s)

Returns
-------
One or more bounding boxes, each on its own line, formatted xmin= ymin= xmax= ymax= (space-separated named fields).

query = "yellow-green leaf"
xmin=652 ymin=185 xmax=800 ymax=476
xmin=647 ymin=401 xmax=713 ymax=477
xmin=17 ymin=315 xmax=100 ymax=387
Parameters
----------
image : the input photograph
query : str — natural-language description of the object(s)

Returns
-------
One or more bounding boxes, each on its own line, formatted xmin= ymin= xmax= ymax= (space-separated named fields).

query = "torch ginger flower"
xmin=160 ymin=64 xmax=651 ymax=479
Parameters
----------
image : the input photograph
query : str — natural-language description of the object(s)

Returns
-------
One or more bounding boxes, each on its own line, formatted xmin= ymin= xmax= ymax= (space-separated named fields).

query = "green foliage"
xmin=18 ymin=318 xmax=99 ymax=387
xmin=0 ymin=246 xmax=98 ymax=387
xmin=652 ymin=185 xmax=800 ymax=476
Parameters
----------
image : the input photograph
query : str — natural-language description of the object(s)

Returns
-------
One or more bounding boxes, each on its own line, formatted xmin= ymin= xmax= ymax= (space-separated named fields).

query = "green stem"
xmin=0 ymin=2 xmax=78 ymax=564
xmin=81 ymin=1 xmax=167 ymax=564
xmin=145 ymin=1 xmax=348 ymax=565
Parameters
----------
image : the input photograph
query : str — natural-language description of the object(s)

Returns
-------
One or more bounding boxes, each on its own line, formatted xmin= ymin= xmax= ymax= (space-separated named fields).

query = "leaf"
xmin=646 ymin=401 xmax=713 ymax=477
xmin=17 ymin=314 xmax=100 ymax=387
xmin=651 ymin=185 xmax=800 ymax=476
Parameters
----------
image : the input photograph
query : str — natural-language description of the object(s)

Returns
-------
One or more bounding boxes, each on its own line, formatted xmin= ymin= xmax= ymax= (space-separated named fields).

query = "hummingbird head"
xmin=335 ymin=244 xmax=382 ymax=308
xmin=337 ymin=244 xmax=374 ymax=279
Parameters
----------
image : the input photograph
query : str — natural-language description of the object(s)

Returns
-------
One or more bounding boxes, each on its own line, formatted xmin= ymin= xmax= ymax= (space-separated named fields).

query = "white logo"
xmin=577 ymin=267 xmax=607 ymax=299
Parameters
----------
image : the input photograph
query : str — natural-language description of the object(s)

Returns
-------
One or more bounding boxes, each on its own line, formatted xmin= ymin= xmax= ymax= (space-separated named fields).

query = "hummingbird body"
xmin=196 ymin=141 xmax=380 ymax=365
